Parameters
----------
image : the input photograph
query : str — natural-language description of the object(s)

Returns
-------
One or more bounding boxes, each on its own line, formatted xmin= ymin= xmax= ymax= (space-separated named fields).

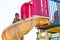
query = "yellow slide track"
xmin=2 ymin=16 xmax=50 ymax=40
xmin=47 ymin=26 xmax=60 ymax=33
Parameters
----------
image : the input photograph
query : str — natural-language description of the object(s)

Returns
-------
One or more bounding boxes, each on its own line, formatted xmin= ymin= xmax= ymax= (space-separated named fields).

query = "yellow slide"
xmin=2 ymin=16 xmax=50 ymax=40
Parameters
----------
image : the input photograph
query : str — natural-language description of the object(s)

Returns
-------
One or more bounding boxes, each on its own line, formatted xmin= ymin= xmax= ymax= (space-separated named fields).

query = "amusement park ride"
xmin=1 ymin=0 xmax=60 ymax=40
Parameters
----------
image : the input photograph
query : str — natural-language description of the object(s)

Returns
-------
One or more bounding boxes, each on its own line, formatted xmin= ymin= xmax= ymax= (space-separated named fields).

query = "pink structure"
xmin=21 ymin=2 xmax=32 ymax=19
xmin=21 ymin=0 xmax=49 ymax=19
xmin=32 ymin=0 xmax=49 ymax=17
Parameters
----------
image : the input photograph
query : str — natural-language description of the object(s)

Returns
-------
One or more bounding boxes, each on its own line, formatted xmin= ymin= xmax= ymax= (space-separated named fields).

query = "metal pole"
xmin=59 ymin=33 xmax=60 ymax=40
xmin=36 ymin=28 xmax=39 ymax=40
xmin=39 ymin=31 xmax=42 ymax=40
xmin=45 ymin=31 xmax=48 ymax=40
xmin=50 ymin=33 xmax=52 ymax=40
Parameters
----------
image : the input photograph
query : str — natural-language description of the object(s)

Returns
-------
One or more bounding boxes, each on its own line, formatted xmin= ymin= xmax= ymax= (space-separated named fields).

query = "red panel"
xmin=32 ymin=0 xmax=42 ymax=16
xmin=44 ymin=0 xmax=49 ymax=17
xmin=46 ymin=0 xmax=49 ymax=17
xmin=42 ymin=0 xmax=49 ymax=17
xmin=32 ymin=0 xmax=49 ymax=17
xmin=21 ymin=0 xmax=49 ymax=19
xmin=21 ymin=2 xmax=32 ymax=19
xmin=29 ymin=3 xmax=33 ymax=17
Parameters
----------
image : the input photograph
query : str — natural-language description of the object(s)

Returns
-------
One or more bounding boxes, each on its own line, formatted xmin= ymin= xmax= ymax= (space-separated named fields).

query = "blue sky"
xmin=0 ymin=0 xmax=32 ymax=40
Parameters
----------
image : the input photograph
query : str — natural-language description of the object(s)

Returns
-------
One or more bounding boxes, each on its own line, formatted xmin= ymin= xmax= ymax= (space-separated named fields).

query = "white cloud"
xmin=0 ymin=0 xmax=31 ymax=40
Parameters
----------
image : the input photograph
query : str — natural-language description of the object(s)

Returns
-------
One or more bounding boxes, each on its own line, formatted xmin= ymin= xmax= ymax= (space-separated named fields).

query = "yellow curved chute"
xmin=2 ymin=16 xmax=50 ymax=40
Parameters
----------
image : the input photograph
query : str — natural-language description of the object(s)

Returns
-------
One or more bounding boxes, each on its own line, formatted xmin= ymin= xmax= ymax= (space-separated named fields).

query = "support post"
xmin=36 ymin=28 xmax=41 ymax=40
xmin=59 ymin=33 xmax=60 ymax=40
xmin=49 ymin=33 xmax=52 ymax=40
xmin=45 ymin=31 xmax=48 ymax=40
xmin=36 ymin=28 xmax=39 ymax=40
xmin=39 ymin=31 xmax=42 ymax=40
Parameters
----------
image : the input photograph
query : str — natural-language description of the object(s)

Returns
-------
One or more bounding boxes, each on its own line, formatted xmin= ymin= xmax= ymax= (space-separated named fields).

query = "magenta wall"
xmin=21 ymin=0 xmax=49 ymax=19
xmin=32 ymin=0 xmax=49 ymax=17
xmin=21 ymin=2 xmax=32 ymax=19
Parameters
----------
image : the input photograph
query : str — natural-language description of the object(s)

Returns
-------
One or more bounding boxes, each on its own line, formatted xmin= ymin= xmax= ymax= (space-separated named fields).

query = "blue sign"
xmin=51 ymin=0 xmax=60 ymax=2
